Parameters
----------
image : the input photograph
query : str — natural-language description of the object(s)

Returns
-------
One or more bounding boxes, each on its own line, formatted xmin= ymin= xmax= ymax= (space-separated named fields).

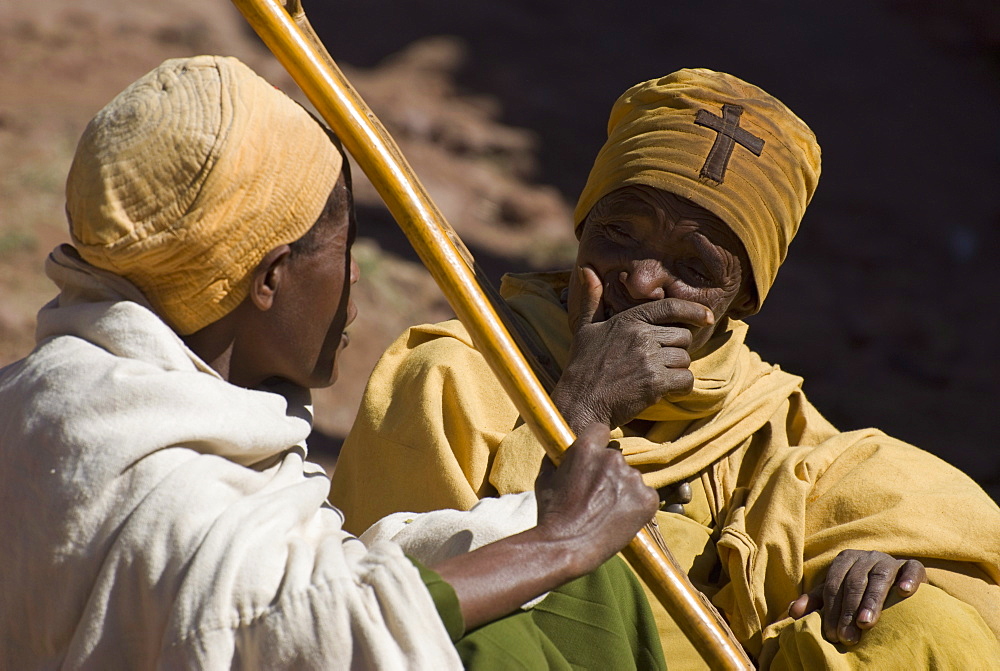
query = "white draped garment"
xmin=0 ymin=246 xmax=469 ymax=670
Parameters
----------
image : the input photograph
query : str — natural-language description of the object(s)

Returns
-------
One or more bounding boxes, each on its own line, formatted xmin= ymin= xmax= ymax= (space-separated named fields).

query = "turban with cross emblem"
xmin=65 ymin=55 xmax=343 ymax=335
xmin=573 ymin=68 xmax=821 ymax=311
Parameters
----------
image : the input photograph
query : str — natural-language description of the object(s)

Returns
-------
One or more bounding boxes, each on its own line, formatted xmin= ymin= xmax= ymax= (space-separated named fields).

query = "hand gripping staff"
xmin=230 ymin=1 xmax=754 ymax=667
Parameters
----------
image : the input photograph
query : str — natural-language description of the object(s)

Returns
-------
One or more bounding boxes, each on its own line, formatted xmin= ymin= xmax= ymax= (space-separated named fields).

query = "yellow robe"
xmin=331 ymin=271 xmax=1000 ymax=668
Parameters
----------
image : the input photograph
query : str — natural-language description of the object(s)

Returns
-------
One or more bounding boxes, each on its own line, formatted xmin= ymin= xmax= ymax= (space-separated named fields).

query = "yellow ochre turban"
xmin=573 ymin=68 xmax=821 ymax=311
xmin=66 ymin=55 xmax=343 ymax=334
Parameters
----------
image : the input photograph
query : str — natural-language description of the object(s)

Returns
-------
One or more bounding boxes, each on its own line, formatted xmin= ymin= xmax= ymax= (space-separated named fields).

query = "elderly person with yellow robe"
xmin=330 ymin=69 xmax=1000 ymax=668
xmin=0 ymin=55 xmax=669 ymax=670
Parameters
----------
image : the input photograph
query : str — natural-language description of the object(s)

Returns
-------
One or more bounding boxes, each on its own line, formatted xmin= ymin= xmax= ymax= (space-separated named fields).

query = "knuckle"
xmin=843 ymin=574 xmax=868 ymax=595
xmin=661 ymin=348 xmax=690 ymax=368
xmin=860 ymin=594 xmax=880 ymax=611
xmin=868 ymin=564 xmax=895 ymax=582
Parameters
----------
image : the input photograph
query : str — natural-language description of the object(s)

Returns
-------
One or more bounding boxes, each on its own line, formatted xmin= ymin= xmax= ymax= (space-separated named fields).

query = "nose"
xmin=349 ymin=256 xmax=360 ymax=285
xmin=619 ymin=259 xmax=667 ymax=301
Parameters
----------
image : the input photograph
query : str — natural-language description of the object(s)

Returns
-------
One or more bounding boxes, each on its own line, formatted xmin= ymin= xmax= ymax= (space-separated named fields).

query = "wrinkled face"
xmin=573 ymin=185 xmax=752 ymax=353
xmin=263 ymin=172 xmax=359 ymax=389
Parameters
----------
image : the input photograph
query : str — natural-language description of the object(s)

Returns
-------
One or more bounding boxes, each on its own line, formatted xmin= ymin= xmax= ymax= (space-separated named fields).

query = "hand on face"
xmin=788 ymin=550 xmax=927 ymax=645
xmin=552 ymin=186 xmax=752 ymax=432
xmin=552 ymin=264 xmax=714 ymax=433
xmin=533 ymin=422 xmax=659 ymax=573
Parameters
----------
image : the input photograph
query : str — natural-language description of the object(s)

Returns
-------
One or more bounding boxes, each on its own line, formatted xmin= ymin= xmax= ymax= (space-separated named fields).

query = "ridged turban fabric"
xmin=330 ymin=67 xmax=1000 ymax=668
xmin=65 ymin=55 xmax=343 ymax=334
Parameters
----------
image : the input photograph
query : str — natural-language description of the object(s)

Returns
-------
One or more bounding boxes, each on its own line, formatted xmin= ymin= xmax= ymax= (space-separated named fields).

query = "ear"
xmin=248 ymin=245 xmax=292 ymax=312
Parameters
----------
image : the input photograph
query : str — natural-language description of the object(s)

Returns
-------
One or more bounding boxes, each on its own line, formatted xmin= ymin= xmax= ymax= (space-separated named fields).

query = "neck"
xmin=181 ymin=318 xmax=238 ymax=384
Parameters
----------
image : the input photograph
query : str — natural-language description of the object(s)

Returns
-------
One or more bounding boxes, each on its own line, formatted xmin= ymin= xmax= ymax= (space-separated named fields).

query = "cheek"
xmin=694 ymin=286 xmax=741 ymax=321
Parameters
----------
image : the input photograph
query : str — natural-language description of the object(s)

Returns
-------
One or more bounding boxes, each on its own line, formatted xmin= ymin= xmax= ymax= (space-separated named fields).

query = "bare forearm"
xmin=431 ymin=526 xmax=585 ymax=631
xmin=432 ymin=422 xmax=658 ymax=632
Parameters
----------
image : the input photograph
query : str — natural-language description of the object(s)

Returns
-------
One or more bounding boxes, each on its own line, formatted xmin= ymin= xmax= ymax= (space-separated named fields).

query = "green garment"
xmin=413 ymin=556 xmax=666 ymax=670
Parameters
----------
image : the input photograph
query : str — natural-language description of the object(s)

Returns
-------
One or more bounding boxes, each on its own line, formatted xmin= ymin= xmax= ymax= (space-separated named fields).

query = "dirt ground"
xmin=1 ymin=0 xmax=997 ymax=500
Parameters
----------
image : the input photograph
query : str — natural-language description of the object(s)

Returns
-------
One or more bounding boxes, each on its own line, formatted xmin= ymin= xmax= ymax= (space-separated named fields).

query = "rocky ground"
xmin=2 ymin=0 xmax=997 ymax=500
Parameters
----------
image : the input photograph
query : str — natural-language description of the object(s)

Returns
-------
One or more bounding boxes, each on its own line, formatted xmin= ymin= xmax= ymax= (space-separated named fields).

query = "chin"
xmin=306 ymin=359 xmax=340 ymax=389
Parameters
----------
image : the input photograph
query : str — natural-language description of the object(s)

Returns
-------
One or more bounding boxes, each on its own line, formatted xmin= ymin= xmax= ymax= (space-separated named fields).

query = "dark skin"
xmin=182 ymin=168 xmax=659 ymax=631
xmin=554 ymin=185 xmax=927 ymax=645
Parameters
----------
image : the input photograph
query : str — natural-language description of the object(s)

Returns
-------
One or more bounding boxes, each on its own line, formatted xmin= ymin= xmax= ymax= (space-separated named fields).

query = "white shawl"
xmin=0 ymin=246 xmax=464 ymax=670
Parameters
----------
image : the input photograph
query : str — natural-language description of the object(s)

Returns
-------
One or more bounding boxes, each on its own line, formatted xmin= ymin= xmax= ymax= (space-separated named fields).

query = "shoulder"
xmin=371 ymin=319 xmax=491 ymax=390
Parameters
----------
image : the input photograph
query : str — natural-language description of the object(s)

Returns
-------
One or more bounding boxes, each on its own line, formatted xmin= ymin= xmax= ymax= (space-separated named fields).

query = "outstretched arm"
xmin=431 ymin=422 xmax=659 ymax=630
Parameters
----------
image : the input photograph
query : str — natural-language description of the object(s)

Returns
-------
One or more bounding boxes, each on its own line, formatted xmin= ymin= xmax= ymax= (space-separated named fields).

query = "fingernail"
xmin=841 ymin=625 xmax=860 ymax=645
xmin=705 ymin=309 xmax=715 ymax=325
xmin=899 ymin=580 xmax=914 ymax=593
xmin=857 ymin=608 xmax=873 ymax=625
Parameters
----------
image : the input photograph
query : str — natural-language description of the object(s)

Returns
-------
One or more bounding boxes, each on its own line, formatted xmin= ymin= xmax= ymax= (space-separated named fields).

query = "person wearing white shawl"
xmin=0 ymin=55 xmax=665 ymax=670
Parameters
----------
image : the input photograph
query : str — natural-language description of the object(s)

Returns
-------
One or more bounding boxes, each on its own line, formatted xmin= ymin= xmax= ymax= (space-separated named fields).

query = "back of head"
xmin=574 ymin=68 xmax=821 ymax=311
xmin=66 ymin=55 xmax=343 ymax=334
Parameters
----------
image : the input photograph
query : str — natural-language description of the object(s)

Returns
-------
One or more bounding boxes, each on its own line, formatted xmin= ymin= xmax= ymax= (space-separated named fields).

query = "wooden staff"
xmin=229 ymin=1 xmax=753 ymax=667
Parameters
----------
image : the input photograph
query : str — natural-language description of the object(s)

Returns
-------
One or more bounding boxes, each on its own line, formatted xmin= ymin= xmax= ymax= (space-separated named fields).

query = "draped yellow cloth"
xmin=330 ymin=271 xmax=1000 ymax=668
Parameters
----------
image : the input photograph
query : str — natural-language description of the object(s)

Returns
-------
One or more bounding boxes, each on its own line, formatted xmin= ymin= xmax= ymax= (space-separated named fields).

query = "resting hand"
xmin=534 ymin=422 xmax=659 ymax=575
xmin=789 ymin=550 xmax=927 ymax=645
xmin=552 ymin=265 xmax=714 ymax=433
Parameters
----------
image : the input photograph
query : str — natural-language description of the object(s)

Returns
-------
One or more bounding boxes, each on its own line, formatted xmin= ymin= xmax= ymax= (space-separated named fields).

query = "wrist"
xmin=526 ymin=519 xmax=593 ymax=581
xmin=552 ymin=381 xmax=607 ymax=436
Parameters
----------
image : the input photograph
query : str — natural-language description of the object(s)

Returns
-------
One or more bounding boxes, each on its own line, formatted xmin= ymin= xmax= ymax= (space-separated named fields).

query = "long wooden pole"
xmin=229 ymin=1 xmax=753 ymax=667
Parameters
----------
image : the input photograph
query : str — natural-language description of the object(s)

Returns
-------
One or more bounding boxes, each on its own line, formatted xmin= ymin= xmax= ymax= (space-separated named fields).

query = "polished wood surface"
xmin=229 ymin=1 xmax=752 ymax=666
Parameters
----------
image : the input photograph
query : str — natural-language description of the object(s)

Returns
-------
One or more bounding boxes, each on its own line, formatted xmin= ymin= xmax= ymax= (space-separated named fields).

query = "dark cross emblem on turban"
xmin=694 ymin=104 xmax=765 ymax=183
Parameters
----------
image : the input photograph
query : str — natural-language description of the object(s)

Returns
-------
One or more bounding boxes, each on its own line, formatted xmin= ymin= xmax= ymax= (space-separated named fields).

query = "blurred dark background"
xmin=2 ymin=0 xmax=994 ymax=497
xmin=303 ymin=0 xmax=1000 ymax=495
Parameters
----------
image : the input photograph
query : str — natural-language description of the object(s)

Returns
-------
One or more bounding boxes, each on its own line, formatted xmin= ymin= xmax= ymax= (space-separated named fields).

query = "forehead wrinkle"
xmin=594 ymin=190 xmax=657 ymax=223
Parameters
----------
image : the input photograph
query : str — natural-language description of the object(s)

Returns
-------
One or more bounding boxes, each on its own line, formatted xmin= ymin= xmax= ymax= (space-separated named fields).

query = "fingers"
xmin=652 ymin=327 xmax=693 ymax=351
xmin=661 ymin=368 xmax=695 ymax=398
xmin=788 ymin=585 xmax=823 ymax=619
xmin=852 ymin=557 xmax=901 ymax=632
xmin=627 ymin=296 xmax=715 ymax=329
xmin=571 ymin=265 xmax=605 ymax=331
xmin=653 ymin=342 xmax=692 ymax=369
xmin=894 ymin=559 xmax=927 ymax=597
xmin=819 ymin=550 xmax=928 ymax=646
xmin=573 ymin=421 xmax=612 ymax=454
xmin=539 ymin=423 xmax=657 ymax=530
xmin=821 ymin=553 xmax=854 ymax=644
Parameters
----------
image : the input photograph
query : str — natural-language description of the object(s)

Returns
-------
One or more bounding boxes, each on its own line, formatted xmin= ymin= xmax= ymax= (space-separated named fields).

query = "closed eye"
xmin=602 ymin=222 xmax=634 ymax=242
